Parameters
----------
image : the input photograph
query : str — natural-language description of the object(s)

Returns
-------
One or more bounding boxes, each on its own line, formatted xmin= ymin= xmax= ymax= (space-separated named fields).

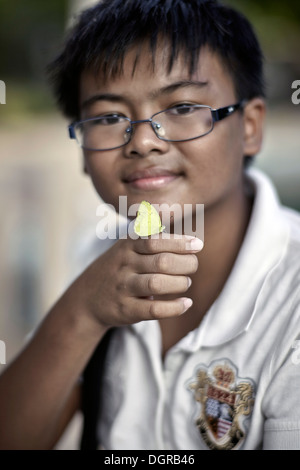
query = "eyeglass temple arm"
xmin=69 ymin=125 xmax=76 ymax=139
xmin=212 ymin=100 xmax=246 ymax=123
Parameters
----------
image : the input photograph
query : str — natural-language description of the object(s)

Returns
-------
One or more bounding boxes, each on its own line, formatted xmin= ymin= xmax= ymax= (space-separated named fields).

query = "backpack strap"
xmin=80 ymin=328 xmax=116 ymax=450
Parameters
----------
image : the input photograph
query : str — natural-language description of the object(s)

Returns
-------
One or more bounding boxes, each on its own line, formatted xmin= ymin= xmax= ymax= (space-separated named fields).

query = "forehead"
xmin=79 ymin=45 xmax=236 ymax=110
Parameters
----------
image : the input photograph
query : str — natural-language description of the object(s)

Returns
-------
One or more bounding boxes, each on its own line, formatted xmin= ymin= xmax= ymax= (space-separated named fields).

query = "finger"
xmin=128 ymin=296 xmax=193 ymax=320
xmin=134 ymin=252 xmax=198 ymax=275
xmin=134 ymin=234 xmax=204 ymax=255
xmin=131 ymin=273 xmax=192 ymax=297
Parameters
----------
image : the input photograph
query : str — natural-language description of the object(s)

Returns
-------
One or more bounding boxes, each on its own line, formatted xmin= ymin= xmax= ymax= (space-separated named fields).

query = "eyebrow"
xmin=81 ymin=93 xmax=128 ymax=110
xmin=80 ymin=80 xmax=209 ymax=109
xmin=151 ymin=80 xmax=209 ymax=98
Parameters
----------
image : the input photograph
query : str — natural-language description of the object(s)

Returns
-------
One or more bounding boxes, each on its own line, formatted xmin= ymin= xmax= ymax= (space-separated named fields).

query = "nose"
xmin=123 ymin=119 xmax=169 ymax=158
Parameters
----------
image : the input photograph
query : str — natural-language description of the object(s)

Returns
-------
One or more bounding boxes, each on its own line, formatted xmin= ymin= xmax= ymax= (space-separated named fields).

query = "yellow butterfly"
xmin=134 ymin=201 xmax=165 ymax=236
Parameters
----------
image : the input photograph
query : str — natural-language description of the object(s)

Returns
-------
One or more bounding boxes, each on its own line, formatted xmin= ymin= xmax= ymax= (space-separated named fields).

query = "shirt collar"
xmin=186 ymin=167 xmax=290 ymax=349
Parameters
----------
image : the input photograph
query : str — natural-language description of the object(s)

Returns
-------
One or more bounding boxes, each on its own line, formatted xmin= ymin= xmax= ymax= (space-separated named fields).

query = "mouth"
xmin=123 ymin=167 xmax=182 ymax=191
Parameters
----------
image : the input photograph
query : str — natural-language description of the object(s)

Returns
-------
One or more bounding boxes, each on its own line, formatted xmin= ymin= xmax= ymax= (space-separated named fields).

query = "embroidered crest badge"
xmin=189 ymin=359 xmax=255 ymax=450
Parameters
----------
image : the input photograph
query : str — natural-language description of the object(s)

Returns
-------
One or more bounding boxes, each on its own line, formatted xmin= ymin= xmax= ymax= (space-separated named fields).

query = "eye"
xmin=167 ymin=104 xmax=198 ymax=116
xmin=90 ymin=114 xmax=126 ymax=125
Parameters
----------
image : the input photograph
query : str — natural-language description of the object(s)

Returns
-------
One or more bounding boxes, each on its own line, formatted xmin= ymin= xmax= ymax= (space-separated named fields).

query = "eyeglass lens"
xmin=74 ymin=106 xmax=213 ymax=151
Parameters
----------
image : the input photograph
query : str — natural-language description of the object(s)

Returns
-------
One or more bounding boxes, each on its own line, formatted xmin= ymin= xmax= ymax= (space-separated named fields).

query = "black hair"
xmin=48 ymin=0 xmax=265 ymax=121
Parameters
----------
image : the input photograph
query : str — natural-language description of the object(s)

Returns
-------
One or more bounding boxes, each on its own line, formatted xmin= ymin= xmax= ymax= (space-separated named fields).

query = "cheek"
xmin=178 ymin=120 xmax=244 ymax=201
xmin=84 ymin=151 xmax=121 ymax=203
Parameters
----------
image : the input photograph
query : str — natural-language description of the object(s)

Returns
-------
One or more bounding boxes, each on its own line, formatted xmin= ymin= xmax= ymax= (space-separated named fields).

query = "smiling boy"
xmin=0 ymin=0 xmax=300 ymax=451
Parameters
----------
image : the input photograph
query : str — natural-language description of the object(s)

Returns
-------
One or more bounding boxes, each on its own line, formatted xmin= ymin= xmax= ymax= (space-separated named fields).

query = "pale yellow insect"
xmin=134 ymin=201 xmax=165 ymax=236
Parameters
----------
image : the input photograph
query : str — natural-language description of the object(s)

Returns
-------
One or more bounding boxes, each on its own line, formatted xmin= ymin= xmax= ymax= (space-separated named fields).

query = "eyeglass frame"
xmin=68 ymin=100 xmax=246 ymax=151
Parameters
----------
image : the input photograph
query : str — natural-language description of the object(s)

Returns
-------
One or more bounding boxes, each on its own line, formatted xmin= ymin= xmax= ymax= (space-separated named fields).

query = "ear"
xmin=242 ymin=98 xmax=266 ymax=157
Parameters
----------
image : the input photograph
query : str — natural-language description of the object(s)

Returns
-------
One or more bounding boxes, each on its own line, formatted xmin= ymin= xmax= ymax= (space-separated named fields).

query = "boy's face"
xmin=79 ymin=46 xmax=263 ymax=219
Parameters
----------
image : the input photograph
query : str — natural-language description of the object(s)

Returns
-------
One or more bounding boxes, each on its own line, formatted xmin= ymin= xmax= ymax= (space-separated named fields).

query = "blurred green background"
xmin=0 ymin=0 xmax=299 ymax=449
xmin=0 ymin=0 xmax=67 ymax=116
xmin=1 ymin=0 xmax=300 ymax=115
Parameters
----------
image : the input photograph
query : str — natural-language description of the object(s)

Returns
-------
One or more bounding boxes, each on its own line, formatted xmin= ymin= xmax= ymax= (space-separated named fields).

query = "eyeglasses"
xmin=68 ymin=101 xmax=245 ymax=151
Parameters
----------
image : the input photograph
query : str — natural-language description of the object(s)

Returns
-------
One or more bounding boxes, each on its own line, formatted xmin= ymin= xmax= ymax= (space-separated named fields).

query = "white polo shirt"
xmin=94 ymin=168 xmax=300 ymax=450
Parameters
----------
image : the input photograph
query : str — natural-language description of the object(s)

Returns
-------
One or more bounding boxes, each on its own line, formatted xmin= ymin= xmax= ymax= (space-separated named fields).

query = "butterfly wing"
xmin=134 ymin=201 xmax=165 ymax=236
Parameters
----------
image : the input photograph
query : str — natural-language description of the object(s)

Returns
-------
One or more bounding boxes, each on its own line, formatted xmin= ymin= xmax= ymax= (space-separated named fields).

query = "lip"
xmin=123 ymin=167 xmax=181 ymax=190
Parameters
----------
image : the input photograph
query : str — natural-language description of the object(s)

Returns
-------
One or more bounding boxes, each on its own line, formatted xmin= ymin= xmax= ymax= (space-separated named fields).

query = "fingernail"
xmin=182 ymin=297 xmax=193 ymax=313
xmin=187 ymin=238 xmax=204 ymax=251
xmin=187 ymin=277 xmax=192 ymax=288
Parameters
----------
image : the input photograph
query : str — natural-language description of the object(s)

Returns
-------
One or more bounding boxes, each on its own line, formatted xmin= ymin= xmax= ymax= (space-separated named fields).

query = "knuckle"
xmin=116 ymin=296 xmax=128 ymax=318
xmin=147 ymin=274 xmax=161 ymax=294
xmin=156 ymin=253 xmax=169 ymax=272
xmin=120 ymin=252 xmax=132 ymax=268
xmin=116 ymin=281 xmax=127 ymax=293
xmin=144 ymin=237 xmax=159 ymax=253
xmin=149 ymin=301 xmax=162 ymax=319
xmin=116 ymin=271 xmax=130 ymax=292
xmin=116 ymin=270 xmax=133 ymax=294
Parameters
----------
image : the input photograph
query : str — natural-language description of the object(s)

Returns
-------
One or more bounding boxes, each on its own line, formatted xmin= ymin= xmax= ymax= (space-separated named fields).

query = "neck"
xmin=159 ymin=173 xmax=254 ymax=357
xmin=191 ymin=173 xmax=254 ymax=311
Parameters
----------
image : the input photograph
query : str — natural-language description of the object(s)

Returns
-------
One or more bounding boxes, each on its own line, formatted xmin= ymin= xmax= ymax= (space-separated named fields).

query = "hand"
xmin=71 ymin=234 xmax=203 ymax=329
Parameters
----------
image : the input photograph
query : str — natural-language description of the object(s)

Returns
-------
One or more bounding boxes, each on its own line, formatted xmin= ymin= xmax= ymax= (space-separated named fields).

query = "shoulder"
xmin=245 ymin=168 xmax=300 ymax=308
xmin=278 ymin=205 xmax=300 ymax=278
xmin=248 ymin=167 xmax=300 ymax=273
xmin=281 ymin=205 xmax=300 ymax=246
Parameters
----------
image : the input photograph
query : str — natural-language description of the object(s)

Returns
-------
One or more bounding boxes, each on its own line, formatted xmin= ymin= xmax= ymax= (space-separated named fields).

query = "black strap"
xmin=80 ymin=328 xmax=116 ymax=450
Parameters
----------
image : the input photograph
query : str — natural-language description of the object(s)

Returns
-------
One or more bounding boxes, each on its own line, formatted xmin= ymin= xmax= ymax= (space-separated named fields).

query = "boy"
xmin=0 ymin=0 xmax=300 ymax=451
